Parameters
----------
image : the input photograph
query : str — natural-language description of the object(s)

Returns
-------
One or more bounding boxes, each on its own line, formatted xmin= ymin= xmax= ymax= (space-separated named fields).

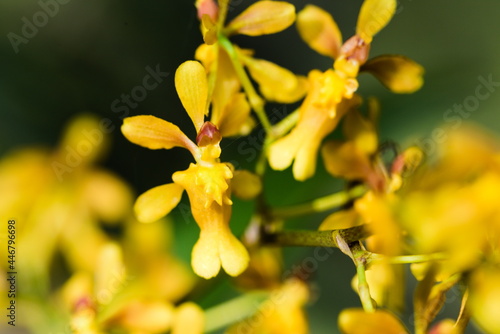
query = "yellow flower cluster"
xmin=269 ymin=0 xmax=423 ymax=181
xmin=4 ymin=0 xmax=500 ymax=333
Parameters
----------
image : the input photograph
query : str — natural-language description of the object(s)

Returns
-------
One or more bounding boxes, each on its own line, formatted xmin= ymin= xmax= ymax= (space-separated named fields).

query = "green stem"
xmin=356 ymin=260 xmax=375 ymax=312
xmin=271 ymin=108 xmax=299 ymax=138
xmin=350 ymin=242 xmax=376 ymax=312
xmin=255 ymin=141 xmax=269 ymax=176
xmin=204 ymin=291 xmax=269 ymax=332
xmin=253 ymin=108 xmax=300 ymax=176
xmin=264 ymin=225 xmax=368 ymax=248
xmin=271 ymin=184 xmax=367 ymax=219
xmin=218 ymin=34 xmax=272 ymax=133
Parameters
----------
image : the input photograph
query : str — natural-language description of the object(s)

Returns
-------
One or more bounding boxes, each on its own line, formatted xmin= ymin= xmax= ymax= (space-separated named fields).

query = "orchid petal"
xmin=356 ymin=0 xmax=396 ymax=43
xmin=226 ymin=1 xmax=295 ymax=36
xmin=361 ymin=55 xmax=424 ymax=93
xmin=121 ymin=115 xmax=196 ymax=153
xmin=297 ymin=5 xmax=342 ymax=59
xmin=175 ymin=61 xmax=208 ymax=132
xmin=134 ymin=183 xmax=184 ymax=223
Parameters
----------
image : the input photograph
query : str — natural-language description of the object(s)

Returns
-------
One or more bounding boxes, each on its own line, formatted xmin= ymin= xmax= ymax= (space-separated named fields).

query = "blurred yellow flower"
xmin=338 ymin=308 xmax=408 ymax=334
xmin=0 ymin=115 xmax=132 ymax=307
xmin=268 ymin=77 xmax=360 ymax=181
xmin=60 ymin=233 xmax=201 ymax=334
xmin=227 ymin=278 xmax=310 ymax=334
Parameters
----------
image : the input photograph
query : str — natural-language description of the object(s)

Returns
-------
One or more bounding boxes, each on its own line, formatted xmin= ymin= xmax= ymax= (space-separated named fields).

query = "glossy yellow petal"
xmin=356 ymin=0 xmax=396 ymax=43
xmin=200 ymin=14 xmax=217 ymax=45
xmin=232 ymin=170 xmax=262 ymax=200
xmin=361 ymin=55 xmax=424 ymax=93
xmin=356 ymin=192 xmax=402 ymax=255
xmin=226 ymin=1 xmax=296 ymax=36
xmin=134 ymin=183 xmax=184 ymax=223
xmin=191 ymin=228 xmax=222 ymax=278
xmin=297 ymin=4 xmax=342 ymax=59
xmin=322 ymin=140 xmax=372 ymax=180
xmin=191 ymin=225 xmax=249 ymax=279
xmin=343 ymin=109 xmax=378 ymax=154
xmin=172 ymin=302 xmax=205 ymax=334
xmin=262 ymin=75 xmax=308 ymax=104
xmin=319 ymin=209 xmax=360 ymax=231
xmin=243 ymin=57 xmax=307 ymax=103
xmin=216 ymin=93 xmax=252 ymax=137
xmin=268 ymin=70 xmax=354 ymax=181
xmin=339 ymin=308 xmax=408 ymax=334
xmin=121 ymin=115 xmax=196 ymax=153
xmin=219 ymin=229 xmax=250 ymax=277
xmin=175 ymin=60 xmax=208 ymax=131
xmin=194 ymin=43 xmax=217 ymax=71
xmin=210 ymin=47 xmax=250 ymax=135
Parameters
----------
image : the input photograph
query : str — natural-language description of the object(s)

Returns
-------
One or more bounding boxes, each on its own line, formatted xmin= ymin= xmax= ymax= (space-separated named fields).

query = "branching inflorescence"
xmin=7 ymin=0 xmax=500 ymax=333
xmin=118 ymin=0 xmax=500 ymax=333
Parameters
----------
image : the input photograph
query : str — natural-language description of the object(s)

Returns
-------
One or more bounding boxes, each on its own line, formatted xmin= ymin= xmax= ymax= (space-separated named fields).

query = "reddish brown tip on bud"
xmin=195 ymin=0 xmax=219 ymax=21
xmin=340 ymin=35 xmax=371 ymax=66
xmin=196 ymin=121 xmax=222 ymax=147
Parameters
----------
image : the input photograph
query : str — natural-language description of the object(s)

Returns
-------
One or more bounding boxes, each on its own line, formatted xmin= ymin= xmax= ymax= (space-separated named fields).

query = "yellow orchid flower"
xmin=297 ymin=0 xmax=424 ymax=93
xmin=321 ymin=98 xmax=386 ymax=189
xmin=269 ymin=0 xmax=424 ymax=181
xmin=195 ymin=0 xmax=306 ymax=129
xmin=268 ymin=74 xmax=360 ymax=181
xmin=121 ymin=60 xmax=249 ymax=279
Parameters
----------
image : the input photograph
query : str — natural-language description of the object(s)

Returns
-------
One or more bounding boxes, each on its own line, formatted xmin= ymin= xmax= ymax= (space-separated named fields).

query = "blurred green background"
xmin=1 ymin=0 xmax=499 ymax=333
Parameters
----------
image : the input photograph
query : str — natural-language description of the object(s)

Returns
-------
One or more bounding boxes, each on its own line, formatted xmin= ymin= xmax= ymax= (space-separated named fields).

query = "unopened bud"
xmin=195 ymin=0 xmax=218 ymax=21
xmin=196 ymin=121 xmax=222 ymax=147
xmin=339 ymin=35 xmax=371 ymax=66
